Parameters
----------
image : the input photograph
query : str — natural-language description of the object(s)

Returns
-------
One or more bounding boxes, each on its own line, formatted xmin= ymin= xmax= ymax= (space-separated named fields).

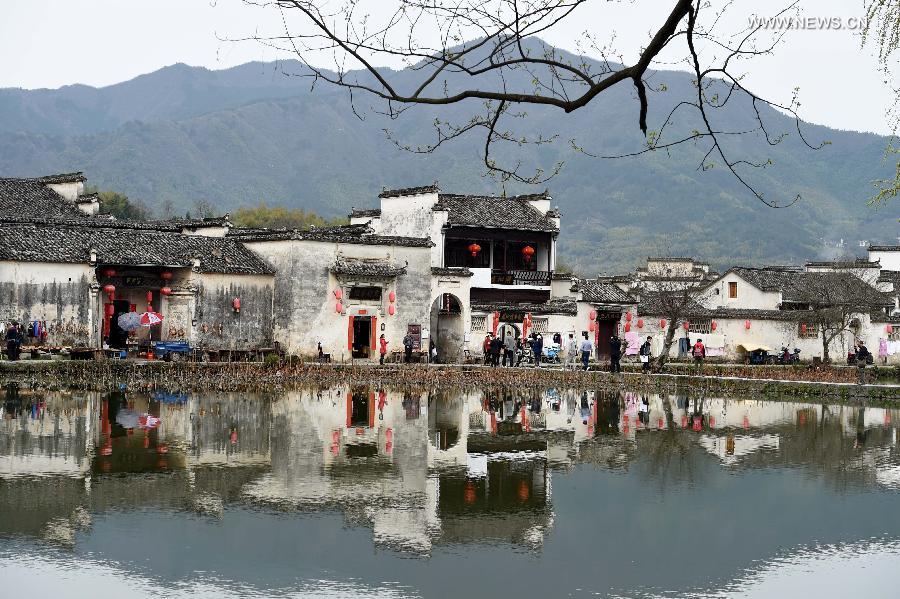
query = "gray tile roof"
xmin=34 ymin=172 xmax=87 ymax=184
xmin=578 ymin=279 xmax=637 ymax=305
xmin=0 ymin=221 xmax=274 ymax=275
xmin=331 ymin=258 xmax=406 ymax=278
xmin=349 ymin=208 xmax=381 ymax=219
xmin=472 ymin=298 xmax=577 ymax=316
xmin=869 ymin=245 xmax=900 ymax=252
xmin=878 ymin=270 xmax=900 ymax=286
xmin=434 ymin=192 xmax=559 ymax=232
xmin=727 ymin=266 xmax=804 ymax=292
xmin=431 ymin=267 xmax=473 ymax=277
xmin=229 ymin=223 xmax=433 ymax=248
xmin=0 ymin=177 xmax=89 ymax=220
xmin=379 ymin=184 xmax=440 ymax=198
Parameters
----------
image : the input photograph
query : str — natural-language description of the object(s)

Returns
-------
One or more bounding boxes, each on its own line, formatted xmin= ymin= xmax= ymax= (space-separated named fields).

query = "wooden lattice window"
xmin=471 ymin=315 xmax=487 ymax=331
xmin=532 ymin=318 xmax=549 ymax=333
xmin=689 ymin=319 xmax=712 ymax=334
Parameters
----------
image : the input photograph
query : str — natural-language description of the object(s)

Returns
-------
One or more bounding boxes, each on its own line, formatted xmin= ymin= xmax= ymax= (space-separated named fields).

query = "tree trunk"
xmin=821 ymin=328 xmax=830 ymax=364
xmin=655 ymin=320 xmax=678 ymax=371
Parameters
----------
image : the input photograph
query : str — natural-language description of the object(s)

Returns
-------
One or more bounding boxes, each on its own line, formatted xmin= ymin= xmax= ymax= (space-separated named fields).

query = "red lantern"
xmin=336 ymin=301 xmax=343 ymax=313
xmin=388 ymin=304 xmax=396 ymax=316
xmin=589 ymin=310 xmax=597 ymax=321
xmin=625 ymin=312 xmax=633 ymax=322
xmin=102 ymin=267 xmax=117 ymax=278
xmin=711 ymin=320 xmax=717 ymax=331
xmin=102 ymin=284 xmax=115 ymax=294
xmin=160 ymin=271 xmax=173 ymax=281
xmin=464 ymin=481 xmax=477 ymax=504
xmin=744 ymin=319 xmax=751 ymax=330
xmin=800 ymin=323 xmax=807 ymax=335
xmin=660 ymin=319 xmax=667 ymax=329
xmin=468 ymin=243 xmax=482 ymax=258
xmin=232 ymin=297 xmax=241 ymax=313
xmin=146 ymin=291 xmax=153 ymax=304
xmin=334 ymin=289 xmax=342 ymax=300
xmin=624 ymin=322 xmax=631 ymax=333
xmin=160 ymin=287 xmax=172 ymax=296
xmin=589 ymin=321 xmax=596 ymax=332
xmin=637 ymin=319 xmax=644 ymax=329
xmin=105 ymin=304 xmax=115 ymax=316
xmin=389 ymin=290 xmax=396 ymax=303
xmin=683 ymin=321 xmax=690 ymax=331
xmin=522 ymin=245 xmax=535 ymax=263
xmin=888 ymin=324 xmax=894 ymax=334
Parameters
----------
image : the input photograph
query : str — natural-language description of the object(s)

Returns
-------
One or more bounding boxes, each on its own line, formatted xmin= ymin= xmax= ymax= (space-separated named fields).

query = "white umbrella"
xmin=117 ymin=311 xmax=142 ymax=331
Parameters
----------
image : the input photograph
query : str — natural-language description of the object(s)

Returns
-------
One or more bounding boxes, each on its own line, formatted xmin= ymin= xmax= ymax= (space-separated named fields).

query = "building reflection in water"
xmin=1 ymin=382 xmax=899 ymax=554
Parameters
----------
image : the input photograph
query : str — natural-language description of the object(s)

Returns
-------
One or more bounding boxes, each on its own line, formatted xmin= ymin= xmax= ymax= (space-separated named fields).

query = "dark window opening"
xmin=445 ymin=238 xmax=491 ymax=268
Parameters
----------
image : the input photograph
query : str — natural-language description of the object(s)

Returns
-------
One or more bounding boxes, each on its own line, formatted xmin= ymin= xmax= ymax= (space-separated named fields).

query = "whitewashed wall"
xmin=701 ymin=272 xmax=781 ymax=310
xmin=0 ymin=261 xmax=95 ymax=347
xmin=245 ymin=238 xmax=433 ymax=359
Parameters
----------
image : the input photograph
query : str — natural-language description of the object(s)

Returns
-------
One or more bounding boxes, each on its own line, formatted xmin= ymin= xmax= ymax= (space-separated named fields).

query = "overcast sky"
xmin=2 ymin=0 xmax=897 ymax=134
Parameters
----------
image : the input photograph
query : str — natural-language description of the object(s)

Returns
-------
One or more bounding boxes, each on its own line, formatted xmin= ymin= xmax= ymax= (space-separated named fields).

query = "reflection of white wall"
xmin=0 ymin=394 xmax=95 ymax=478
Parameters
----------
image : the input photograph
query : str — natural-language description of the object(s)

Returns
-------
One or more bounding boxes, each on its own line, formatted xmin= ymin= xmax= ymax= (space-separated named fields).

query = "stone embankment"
xmin=1 ymin=361 xmax=899 ymax=401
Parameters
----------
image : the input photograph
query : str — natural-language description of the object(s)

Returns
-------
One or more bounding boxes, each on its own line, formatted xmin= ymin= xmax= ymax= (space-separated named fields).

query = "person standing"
xmin=566 ymin=333 xmax=578 ymax=370
xmin=403 ymin=332 xmax=414 ymax=363
xmin=503 ymin=333 xmax=516 ymax=367
xmin=691 ymin=338 xmax=706 ymax=372
xmin=639 ymin=336 xmax=653 ymax=373
xmin=580 ymin=332 xmax=594 ymax=371
xmin=532 ymin=333 xmax=543 ymax=368
xmin=609 ymin=333 xmax=623 ymax=373
xmin=482 ymin=333 xmax=492 ymax=365
xmin=855 ymin=340 xmax=870 ymax=385
xmin=490 ymin=334 xmax=503 ymax=367
xmin=5 ymin=322 xmax=21 ymax=361
xmin=379 ymin=334 xmax=389 ymax=365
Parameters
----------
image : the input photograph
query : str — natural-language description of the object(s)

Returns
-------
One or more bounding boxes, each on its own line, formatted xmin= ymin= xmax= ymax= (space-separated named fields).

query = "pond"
xmin=1 ymin=383 xmax=899 ymax=598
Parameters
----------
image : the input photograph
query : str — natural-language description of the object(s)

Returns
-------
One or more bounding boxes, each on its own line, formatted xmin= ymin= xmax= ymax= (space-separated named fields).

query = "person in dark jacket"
xmin=639 ymin=336 xmax=652 ymax=373
xmin=5 ymin=322 xmax=21 ymax=361
xmin=532 ymin=333 xmax=543 ymax=368
xmin=489 ymin=335 xmax=503 ymax=367
xmin=403 ymin=333 xmax=414 ymax=363
xmin=855 ymin=340 xmax=870 ymax=385
xmin=609 ymin=334 xmax=623 ymax=373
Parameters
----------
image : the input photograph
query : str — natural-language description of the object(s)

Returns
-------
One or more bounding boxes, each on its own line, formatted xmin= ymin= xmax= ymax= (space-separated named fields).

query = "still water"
xmin=2 ymin=384 xmax=900 ymax=598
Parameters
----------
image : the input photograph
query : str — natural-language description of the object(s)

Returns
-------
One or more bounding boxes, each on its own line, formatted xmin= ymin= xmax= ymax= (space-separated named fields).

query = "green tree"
xmin=86 ymin=187 xmax=150 ymax=220
xmin=232 ymin=202 xmax=347 ymax=229
xmin=864 ymin=0 xmax=900 ymax=204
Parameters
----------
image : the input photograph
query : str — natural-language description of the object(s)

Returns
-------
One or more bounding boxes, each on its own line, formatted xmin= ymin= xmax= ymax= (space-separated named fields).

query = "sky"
xmin=1 ymin=0 xmax=897 ymax=135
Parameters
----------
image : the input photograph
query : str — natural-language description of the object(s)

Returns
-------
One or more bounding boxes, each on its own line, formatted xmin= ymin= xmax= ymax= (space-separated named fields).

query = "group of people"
xmin=377 ymin=333 xmax=436 ymax=365
xmin=481 ymin=331 xmax=547 ymax=367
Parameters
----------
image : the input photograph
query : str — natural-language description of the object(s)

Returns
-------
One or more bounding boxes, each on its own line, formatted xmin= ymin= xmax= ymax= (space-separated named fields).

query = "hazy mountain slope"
xmin=0 ymin=51 xmax=895 ymax=274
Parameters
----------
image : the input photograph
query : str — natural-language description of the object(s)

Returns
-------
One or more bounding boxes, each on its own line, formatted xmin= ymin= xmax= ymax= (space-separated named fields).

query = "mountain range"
xmin=0 ymin=44 xmax=896 ymax=274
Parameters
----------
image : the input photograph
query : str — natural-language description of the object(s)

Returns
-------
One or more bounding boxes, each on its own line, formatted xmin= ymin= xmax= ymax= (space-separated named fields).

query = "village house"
xmin=0 ymin=173 xmax=275 ymax=355
xmin=628 ymin=256 xmax=897 ymax=363
xmin=349 ymin=184 xmax=636 ymax=360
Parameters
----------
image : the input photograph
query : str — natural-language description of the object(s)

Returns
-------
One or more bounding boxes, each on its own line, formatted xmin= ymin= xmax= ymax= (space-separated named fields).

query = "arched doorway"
xmin=429 ymin=293 xmax=464 ymax=363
